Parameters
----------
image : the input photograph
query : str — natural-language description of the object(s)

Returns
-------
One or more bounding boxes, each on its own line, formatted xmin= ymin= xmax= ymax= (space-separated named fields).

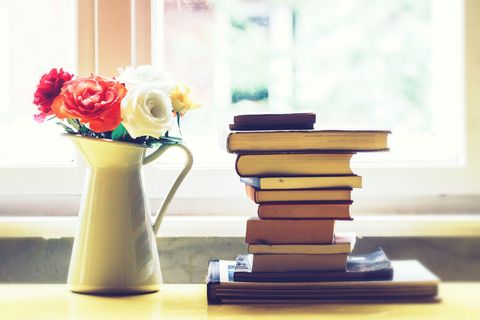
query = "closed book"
xmin=258 ymin=202 xmax=352 ymax=219
xmin=234 ymin=248 xmax=393 ymax=283
xmin=245 ymin=185 xmax=352 ymax=203
xmin=251 ymin=253 xmax=348 ymax=272
xmin=235 ymin=152 xmax=354 ymax=177
xmin=207 ymin=258 xmax=439 ymax=304
xmin=224 ymin=129 xmax=390 ymax=153
xmin=241 ymin=175 xmax=362 ymax=190
xmin=245 ymin=217 xmax=334 ymax=244
xmin=229 ymin=113 xmax=316 ymax=131
xmin=248 ymin=233 xmax=355 ymax=255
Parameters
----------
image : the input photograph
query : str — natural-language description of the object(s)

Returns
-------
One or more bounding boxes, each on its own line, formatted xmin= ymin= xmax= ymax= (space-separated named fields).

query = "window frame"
xmin=1 ymin=0 xmax=480 ymax=220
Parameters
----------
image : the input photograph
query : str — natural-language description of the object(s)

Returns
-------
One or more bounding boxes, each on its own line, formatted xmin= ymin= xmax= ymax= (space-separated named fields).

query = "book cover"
xmin=234 ymin=248 xmax=393 ymax=283
xmin=229 ymin=113 xmax=316 ymax=131
xmin=224 ymin=129 xmax=391 ymax=153
xmin=241 ymin=175 xmax=362 ymax=190
xmin=245 ymin=185 xmax=352 ymax=203
xmin=235 ymin=152 xmax=354 ymax=177
xmin=245 ymin=217 xmax=335 ymax=244
xmin=207 ymin=257 xmax=439 ymax=304
xmin=258 ymin=202 xmax=353 ymax=219
xmin=248 ymin=232 xmax=356 ymax=255
xmin=250 ymin=253 xmax=348 ymax=272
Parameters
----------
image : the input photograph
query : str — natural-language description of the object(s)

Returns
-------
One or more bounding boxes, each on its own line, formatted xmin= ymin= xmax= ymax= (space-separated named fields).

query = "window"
xmin=0 ymin=0 xmax=479 ymax=218
xmin=158 ymin=0 xmax=464 ymax=166
xmin=0 ymin=0 xmax=76 ymax=166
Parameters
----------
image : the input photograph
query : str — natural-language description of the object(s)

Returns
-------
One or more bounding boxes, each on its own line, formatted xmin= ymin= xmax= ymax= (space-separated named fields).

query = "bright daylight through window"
xmin=158 ymin=0 xmax=464 ymax=167
xmin=0 ymin=0 xmax=471 ymax=217
xmin=0 ymin=0 xmax=464 ymax=168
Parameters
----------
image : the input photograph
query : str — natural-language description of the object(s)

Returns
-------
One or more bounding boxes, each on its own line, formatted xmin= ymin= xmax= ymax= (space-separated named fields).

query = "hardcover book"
xmin=257 ymin=202 xmax=352 ymax=220
xmin=249 ymin=253 xmax=348 ymax=272
xmin=234 ymin=248 xmax=393 ymax=283
xmin=206 ymin=258 xmax=439 ymax=304
xmin=229 ymin=113 xmax=316 ymax=131
xmin=241 ymin=175 xmax=362 ymax=190
xmin=224 ymin=129 xmax=390 ymax=153
xmin=245 ymin=185 xmax=352 ymax=203
xmin=245 ymin=217 xmax=335 ymax=245
xmin=235 ymin=152 xmax=354 ymax=177
xmin=248 ymin=233 xmax=356 ymax=255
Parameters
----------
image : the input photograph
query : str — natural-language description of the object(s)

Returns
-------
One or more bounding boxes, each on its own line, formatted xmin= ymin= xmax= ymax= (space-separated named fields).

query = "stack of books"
xmin=230 ymin=113 xmax=388 ymax=274
xmin=207 ymin=113 xmax=440 ymax=304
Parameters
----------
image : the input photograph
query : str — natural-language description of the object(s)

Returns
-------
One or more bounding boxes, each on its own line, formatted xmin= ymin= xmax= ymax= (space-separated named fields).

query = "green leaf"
xmin=111 ymin=123 xmax=126 ymax=140
xmin=79 ymin=124 xmax=90 ymax=135
xmin=56 ymin=122 xmax=75 ymax=134
xmin=66 ymin=118 xmax=80 ymax=131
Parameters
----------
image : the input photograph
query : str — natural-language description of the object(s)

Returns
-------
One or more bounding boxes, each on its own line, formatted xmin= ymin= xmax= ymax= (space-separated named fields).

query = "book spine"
xmin=245 ymin=185 xmax=259 ymax=204
xmin=234 ymin=155 xmax=242 ymax=177
xmin=257 ymin=202 xmax=353 ymax=220
xmin=206 ymin=260 xmax=221 ymax=304
xmin=245 ymin=219 xmax=335 ymax=244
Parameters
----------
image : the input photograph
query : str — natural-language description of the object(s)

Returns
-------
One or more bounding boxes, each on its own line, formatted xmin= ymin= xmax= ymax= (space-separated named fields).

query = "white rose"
xmin=117 ymin=65 xmax=175 ymax=93
xmin=121 ymin=85 xmax=174 ymax=139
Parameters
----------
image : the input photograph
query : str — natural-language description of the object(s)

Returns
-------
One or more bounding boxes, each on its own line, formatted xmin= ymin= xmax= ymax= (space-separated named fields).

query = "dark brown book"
xmin=245 ymin=185 xmax=352 ymax=204
xmin=235 ymin=152 xmax=354 ymax=177
xmin=245 ymin=217 xmax=335 ymax=245
xmin=229 ymin=113 xmax=316 ymax=131
xmin=258 ymin=202 xmax=352 ymax=219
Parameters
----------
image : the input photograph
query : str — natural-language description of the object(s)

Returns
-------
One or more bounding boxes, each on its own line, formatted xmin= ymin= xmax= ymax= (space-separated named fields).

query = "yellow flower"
xmin=170 ymin=84 xmax=201 ymax=116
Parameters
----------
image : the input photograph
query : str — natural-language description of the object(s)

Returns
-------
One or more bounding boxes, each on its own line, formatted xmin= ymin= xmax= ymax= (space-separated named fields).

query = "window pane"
xmin=0 ymin=0 xmax=76 ymax=166
xmin=157 ymin=0 xmax=463 ymax=166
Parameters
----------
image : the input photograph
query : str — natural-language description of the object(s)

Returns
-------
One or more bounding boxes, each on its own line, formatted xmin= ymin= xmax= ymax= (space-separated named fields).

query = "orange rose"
xmin=52 ymin=75 xmax=127 ymax=132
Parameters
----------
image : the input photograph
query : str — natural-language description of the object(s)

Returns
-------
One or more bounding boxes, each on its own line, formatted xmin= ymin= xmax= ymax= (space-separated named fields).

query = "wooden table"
xmin=0 ymin=284 xmax=478 ymax=319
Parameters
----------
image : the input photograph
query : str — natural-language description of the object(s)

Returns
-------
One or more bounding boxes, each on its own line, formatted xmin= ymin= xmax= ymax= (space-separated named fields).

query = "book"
xmin=245 ymin=217 xmax=334 ymax=244
xmin=206 ymin=259 xmax=439 ymax=304
xmin=258 ymin=202 xmax=352 ymax=220
xmin=229 ymin=113 xmax=316 ymax=131
xmin=248 ymin=233 xmax=355 ymax=255
xmin=234 ymin=248 xmax=393 ymax=282
xmin=241 ymin=175 xmax=362 ymax=190
xmin=224 ymin=129 xmax=390 ymax=153
xmin=235 ymin=152 xmax=354 ymax=177
xmin=245 ymin=185 xmax=352 ymax=203
xmin=249 ymin=253 xmax=348 ymax=272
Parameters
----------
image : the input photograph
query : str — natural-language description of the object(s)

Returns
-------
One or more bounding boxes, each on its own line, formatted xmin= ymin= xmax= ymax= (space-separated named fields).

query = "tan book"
xmin=224 ymin=129 xmax=390 ymax=153
xmin=245 ymin=217 xmax=335 ymax=245
xmin=258 ymin=202 xmax=352 ymax=219
xmin=251 ymin=253 xmax=348 ymax=272
xmin=235 ymin=153 xmax=354 ymax=177
xmin=245 ymin=185 xmax=352 ymax=203
xmin=242 ymin=175 xmax=362 ymax=190
xmin=248 ymin=233 xmax=356 ymax=255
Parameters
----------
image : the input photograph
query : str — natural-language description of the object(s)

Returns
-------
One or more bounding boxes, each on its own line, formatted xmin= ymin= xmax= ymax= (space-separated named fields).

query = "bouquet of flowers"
xmin=33 ymin=65 xmax=200 ymax=146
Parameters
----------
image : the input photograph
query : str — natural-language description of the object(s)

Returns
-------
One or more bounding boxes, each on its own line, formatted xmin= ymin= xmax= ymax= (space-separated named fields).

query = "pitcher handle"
xmin=143 ymin=143 xmax=193 ymax=235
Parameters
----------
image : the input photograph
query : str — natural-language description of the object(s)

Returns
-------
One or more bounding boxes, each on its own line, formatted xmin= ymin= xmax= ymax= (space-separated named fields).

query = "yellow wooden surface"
xmin=0 ymin=283 xmax=479 ymax=320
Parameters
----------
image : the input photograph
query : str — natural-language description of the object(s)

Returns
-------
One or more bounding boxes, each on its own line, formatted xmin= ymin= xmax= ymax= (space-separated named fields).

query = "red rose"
xmin=33 ymin=68 xmax=74 ymax=123
xmin=51 ymin=75 xmax=127 ymax=132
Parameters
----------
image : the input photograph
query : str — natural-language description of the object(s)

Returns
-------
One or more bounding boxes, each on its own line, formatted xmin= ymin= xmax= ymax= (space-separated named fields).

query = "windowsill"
xmin=0 ymin=214 xmax=479 ymax=238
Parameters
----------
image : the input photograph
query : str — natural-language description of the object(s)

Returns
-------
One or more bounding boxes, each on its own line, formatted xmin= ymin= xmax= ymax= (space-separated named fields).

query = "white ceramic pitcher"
xmin=67 ymin=135 xmax=193 ymax=294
